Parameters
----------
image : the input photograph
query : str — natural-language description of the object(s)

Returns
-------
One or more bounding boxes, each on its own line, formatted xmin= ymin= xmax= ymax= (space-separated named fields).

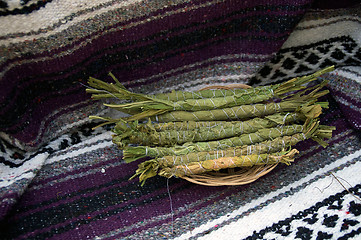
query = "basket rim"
xmin=180 ymin=164 xmax=278 ymax=186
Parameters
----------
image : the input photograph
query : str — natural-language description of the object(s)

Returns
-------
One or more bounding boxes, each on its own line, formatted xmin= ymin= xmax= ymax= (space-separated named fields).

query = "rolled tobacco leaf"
xmin=87 ymin=66 xmax=334 ymax=102
xmin=151 ymin=120 xmax=226 ymax=131
xmin=122 ymin=123 xmax=304 ymax=161
xmin=159 ymin=149 xmax=299 ymax=178
xmin=122 ymin=115 xmax=333 ymax=163
xmin=140 ymin=111 xmax=303 ymax=131
xmin=113 ymin=112 xmax=304 ymax=148
xmin=87 ymin=82 xmax=328 ymax=128
xmin=156 ymin=135 xmax=302 ymax=168
xmin=154 ymin=63 xmax=331 ymax=101
xmin=180 ymin=124 xmax=304 ymax=150
xmin=148 ymin=89 xmax=328 ymax=122
xmin=156 ymin=122 xmax=334 ymax=167
xmin=128 ymin=120 xmax=335 ymax=184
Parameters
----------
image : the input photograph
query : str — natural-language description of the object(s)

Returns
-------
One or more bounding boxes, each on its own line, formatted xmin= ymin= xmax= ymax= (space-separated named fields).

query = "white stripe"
xmin=175 ymin=149 xmax=361 ymax=240
xmin=0 ymin=100 xmax=108 ymax=151
xmin=0 ymin=0 xmax=137 ymax=37
xmin=45 ymin=132 xmax=113 ymax=165
xmin=295 ymin=15 xmax=361 ymax=29
xmin=282 ymin=20 xmax=361 ymax=49
xmin=0 ymin=153 xmax=49 ymax=188
xmin=1 ymin=0 xmax=37 ymax=11
xmin=331 ymin=68 xmax=361 ymax=84
xmin=0 ymin=131 xmax=113 ymax=188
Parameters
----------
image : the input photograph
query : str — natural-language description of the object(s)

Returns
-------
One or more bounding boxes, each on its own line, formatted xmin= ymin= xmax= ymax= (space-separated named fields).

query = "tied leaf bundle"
xmin=87 ymin=66 xmax=333 ymax=123
xmin=113 ymin=112 xmax=304 ymax=149
xmin=159 ymin=149 xmax=300 ymax=178
xmin=87 ymin=66 xmax=336 ymax=186
xmin=129 ymin=121 xmax=335 ymax=184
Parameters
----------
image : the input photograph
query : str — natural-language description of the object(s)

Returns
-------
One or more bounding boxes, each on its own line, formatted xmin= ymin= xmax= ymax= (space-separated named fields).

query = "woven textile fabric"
xmin=1 ymin=0 xmax=361 ymax=239
xmin=0 ymin=0 xmax=311 ymax=151
xmin=251 ymin=6 xmax=361 ymax=130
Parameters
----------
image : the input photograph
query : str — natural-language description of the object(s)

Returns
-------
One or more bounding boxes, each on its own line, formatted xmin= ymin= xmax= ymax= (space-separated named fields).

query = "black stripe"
xmin=0 ymin=0 xmax=8 ymax=9
xmin=0 ymin=122 xmax=105 ymax=168
xmin=0 ymin=0 xmax=53 ymax=16
xmin=278 ymin=36 xmax=359 ymax=53
xmin=248 ymin=36 xmax=361 ymax=85
xmin=244 ymin=184 xmax=361 ymax=240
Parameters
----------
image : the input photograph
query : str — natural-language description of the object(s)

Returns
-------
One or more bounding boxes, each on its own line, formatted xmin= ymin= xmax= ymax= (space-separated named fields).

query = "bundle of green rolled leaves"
xmin=87 ymin=66 xmax=336 ymax=186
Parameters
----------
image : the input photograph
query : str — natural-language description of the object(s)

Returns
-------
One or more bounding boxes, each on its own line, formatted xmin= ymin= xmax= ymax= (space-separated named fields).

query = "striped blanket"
xmin=1 ymin=0 xmax=361 ymax=239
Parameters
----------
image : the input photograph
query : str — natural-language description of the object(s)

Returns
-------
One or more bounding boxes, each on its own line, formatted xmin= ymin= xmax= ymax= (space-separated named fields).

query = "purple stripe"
xmin=4 ymin=84 xmax=85 ymax=128
xmin=116 ymin=39 xmax=285 ymax=89
xmin=0 ymin=203 xmax=14 ymax=221
xmin=13 ymin=173 xmax=147 ymax=220
xmin=4 ymin=89 xmax=88 ymax=144
xmin=71 ymin=33 xmax=282 ymax=85
xmin=3 ymin=17 xmax=292 ymax=83
xmin=30 ymin=156 xmax=120 ymax=187
xmin=106 ymin=184 xmax=240 ymax=239
xmin=331 ymin=88 xmax=361 ymax=109
xmin=0 ymin=32 xmax=284 ymax=117
xmin=1 ymin=0 xmax=309 ymax=66
xmin=0 ymin=192 xmax=21 ymax=220
xmin=165 ymin=9 xmax=307 ymax=45
xmin=20 ymin=157 xmax=128 ymax=207
xmin=337 ymin=103 xmax=361 ymax=130
xmin=34 ymin=182 xmax=227 ymax=240
xmin=1 ymin=26 xmax=290 ymax=101
xmin=118 ymin=55 xmax=272 ymax=90
xmin=14 ymin=180 xmax=198 ymax=240
xmin=330 ymin=89 xmax=361 ymax=130
xmin=4 ymin=100 xmax=91 ymax=148
xmin=15 ymin=100 xmax=92 ymax=147
xmin=0 ymin=2 xmax=308 ymax=97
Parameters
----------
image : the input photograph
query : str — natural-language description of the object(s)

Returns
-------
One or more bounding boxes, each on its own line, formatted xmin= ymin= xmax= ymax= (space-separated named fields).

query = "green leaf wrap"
xmin=159 ymin=149 xmax=299 ymax=178
xmin=117 ymin=112 xmax=303 ymax=147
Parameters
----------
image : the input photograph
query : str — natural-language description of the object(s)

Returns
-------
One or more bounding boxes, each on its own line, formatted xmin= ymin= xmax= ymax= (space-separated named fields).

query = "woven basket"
xmin=179 ymin=83 xmax=278 ymax=186
xmin=181 ymin=164 xmax=278 ymax=186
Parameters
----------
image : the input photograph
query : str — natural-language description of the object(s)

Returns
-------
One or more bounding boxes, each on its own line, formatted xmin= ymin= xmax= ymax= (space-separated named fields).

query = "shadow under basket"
xmin=179 ymin=83 xmax=278 ymax=186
